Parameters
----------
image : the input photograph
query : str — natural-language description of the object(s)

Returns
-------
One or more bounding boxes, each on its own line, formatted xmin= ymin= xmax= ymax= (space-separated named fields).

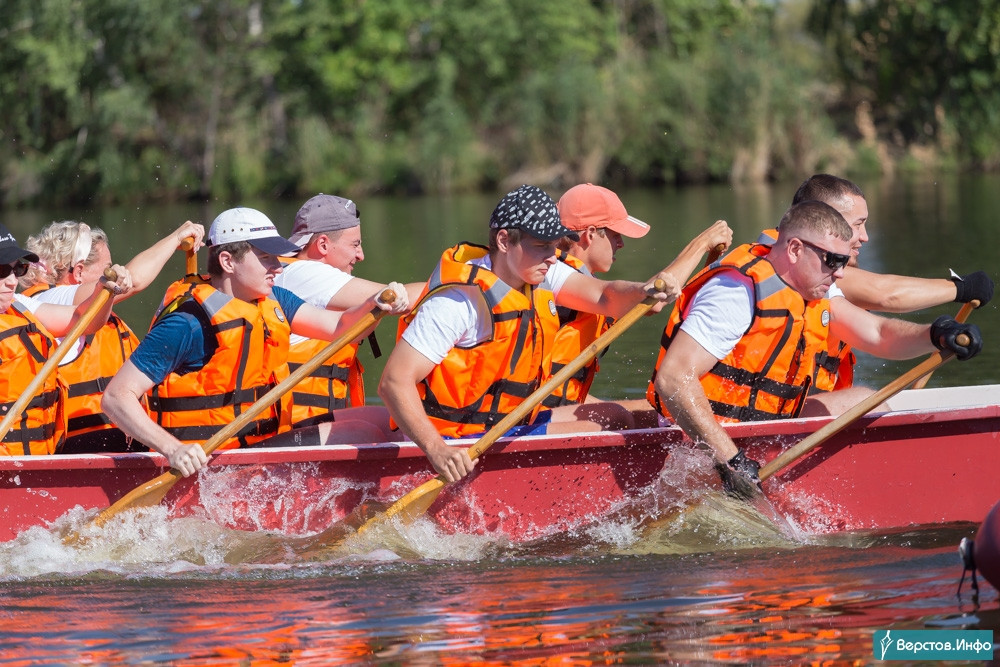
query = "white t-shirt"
xmin=20 ymin=285 xmax=86 ymax=363
xmin=13 ymin=291 xmax=45 ymax=313
xmin=273 ymin=260 xmax=354 ymax=346
xmin=402 ymin=255 xmax=574 ymax=365
xmin=679 ymin=272 xmax=844 ymax=360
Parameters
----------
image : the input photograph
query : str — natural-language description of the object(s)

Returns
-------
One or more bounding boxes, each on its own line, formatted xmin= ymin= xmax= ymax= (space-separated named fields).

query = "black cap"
xmin=489 ymin=185 xmax=580 ymax=241
xmin=0 ymin=223 xmax=39 ymax=265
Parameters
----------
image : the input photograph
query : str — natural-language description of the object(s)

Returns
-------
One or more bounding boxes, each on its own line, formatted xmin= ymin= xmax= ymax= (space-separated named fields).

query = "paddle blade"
xmin=89 ymin=470 xmax=182 ymax=529
xmin=355 ymin=477 xmax=446 ymax=536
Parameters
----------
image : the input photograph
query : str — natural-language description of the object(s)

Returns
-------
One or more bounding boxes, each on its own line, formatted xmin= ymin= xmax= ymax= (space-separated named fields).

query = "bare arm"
xmin=101 ymin=360 xmax=207 ymax=476
xmin=290 ymin=281 xmax=409 ymax=341
xmin=829 ymin=297 xmax=933 ymax=359
xmin=377 ymin=339 xmax=476 ymax=482
xmin=121 ymin=220 xmax=206 ymax=295
xmin=71 ymin=221 xmax=206 ymax=306
xmin=325 ymin=278 xmax=424 ymax=313
xmin=34 ymin=265 xmax=131 ymax=336
xmin=555 ymin=220 xmax=732 ymax=319
xmin=836 ymin=266 xmax=956 ymax=313
xmin=660 ymin=219 xmax=733 ymax=286
xmin=653 ymin=330 xmax=739 ymax=464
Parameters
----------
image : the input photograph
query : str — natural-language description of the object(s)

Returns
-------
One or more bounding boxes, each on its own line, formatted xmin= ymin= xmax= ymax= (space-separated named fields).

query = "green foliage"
xmin=3 ymin=0 xmax=999 ymax=205
xmin=809 ymin=0 xmax=1000 ymax=166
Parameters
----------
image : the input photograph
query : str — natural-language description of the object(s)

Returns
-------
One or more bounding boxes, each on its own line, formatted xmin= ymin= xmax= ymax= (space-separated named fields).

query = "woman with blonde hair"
xmin=20 ymin=219 xmax=205 ymax=453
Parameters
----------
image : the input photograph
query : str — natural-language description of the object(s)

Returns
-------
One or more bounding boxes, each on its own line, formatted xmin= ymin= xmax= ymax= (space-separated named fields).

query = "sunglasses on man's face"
xmin=798 ymin=239 xmax=850 ymax=271
xmin=0 ymin=261 xmax=29 ymax=280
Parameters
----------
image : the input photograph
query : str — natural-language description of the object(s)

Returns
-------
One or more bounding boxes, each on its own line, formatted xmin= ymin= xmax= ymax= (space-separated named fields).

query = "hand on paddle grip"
xmin=99 ymin=265 xmax=132 ymax=296
xmin=715 ymin=449 xmax=763 ymax=501
xmin=374 ymin=283 xmax=408 ymax=314
xmin=930 ymin=316 xmax=982 ymax=361
xmin=951 ymin=270 xmax=993 ymax=307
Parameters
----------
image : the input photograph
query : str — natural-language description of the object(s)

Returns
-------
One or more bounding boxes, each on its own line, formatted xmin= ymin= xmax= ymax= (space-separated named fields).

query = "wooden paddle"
xmin=180 ymin=236 xmax=199 ymax=282
xmin=758 ymin=334 xmax=969 ymax=482
xmin=355 ymin=279 xmax=669 ymax=536
xmin=706 ymin=242 xmax=727 ymax=265
xmin=0 ymin=268 xmax=118 ymax=442
xmin=86 ymin=288 xmax=396 ymax=530
xmin=910 ymin=300 xmax=978 ymax=389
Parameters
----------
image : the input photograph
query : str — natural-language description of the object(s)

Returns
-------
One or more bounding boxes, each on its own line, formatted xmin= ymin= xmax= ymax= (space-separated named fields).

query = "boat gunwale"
xmin=1 ymin=390 xmax=997 ymax=473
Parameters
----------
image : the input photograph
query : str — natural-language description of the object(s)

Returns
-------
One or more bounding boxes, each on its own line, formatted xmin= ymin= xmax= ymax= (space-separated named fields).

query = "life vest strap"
xmin=0 ymin=388 xmax=60 ymax=413
xmin=67 ymin=375 xmax=113 ymax=398
xmin=68 ymin=413 xmax=113 ymax=432
xmin=291 ymin=391 xmax=348 ymax=411
xmin=163 ymin=417 xmax=279 ymax=443
xmin=286 ymin=362 xmax=351 ymax=382
xmin=149 ymin=383 xmax=275 ymax=412
xmin=711 ymin=362 xmax=804 ymax=400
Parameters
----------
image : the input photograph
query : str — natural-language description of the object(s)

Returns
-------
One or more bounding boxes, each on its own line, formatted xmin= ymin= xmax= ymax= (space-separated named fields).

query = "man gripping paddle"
xmin=646 ymin=201 xmax=983 ymax=498
xmin=102 ymin=208 xmax=410 ymax=477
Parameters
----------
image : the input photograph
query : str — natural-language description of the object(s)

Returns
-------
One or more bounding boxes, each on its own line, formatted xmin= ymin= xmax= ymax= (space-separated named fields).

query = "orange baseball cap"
xmin=556 ymin=183 xmax=651 ymax=238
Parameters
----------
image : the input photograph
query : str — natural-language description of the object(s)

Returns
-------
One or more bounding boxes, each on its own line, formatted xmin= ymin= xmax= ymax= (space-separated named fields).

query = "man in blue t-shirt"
xmin=102 ymin=207 xmax=409 ymax=477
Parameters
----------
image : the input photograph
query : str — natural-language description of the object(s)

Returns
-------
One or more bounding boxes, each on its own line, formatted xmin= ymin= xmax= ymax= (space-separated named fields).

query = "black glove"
xmin=951 ymin=270 xmax=994 ymax=307
xmin=714 ymin=449 xmax=763 ymax=501
xmin=930 ymin=315 xmax=983 ymax=361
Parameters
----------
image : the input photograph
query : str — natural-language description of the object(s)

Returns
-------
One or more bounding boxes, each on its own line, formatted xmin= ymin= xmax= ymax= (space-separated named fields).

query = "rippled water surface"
xmin=3 ymin=175 xmax=1000 ymax=664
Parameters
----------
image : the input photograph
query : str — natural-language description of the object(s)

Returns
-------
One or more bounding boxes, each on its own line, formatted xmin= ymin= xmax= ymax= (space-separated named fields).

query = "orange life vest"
xmin=756 ymin=227 xmax=854 ymax=392
xmin=646 ymin=242 xmax=830 ymax=422
xmin=542 ymin=250 xmax=609 ymax=407
xmin=22 ymin=283 xmax=141 ymax=438
xmin=147 ymin=281 xmax=291 ymax=449
xmin=397 ymin=243 xmax=560 ymax=438
xmin=276 ymin=256 xmax=365 ymax=428
xmin=0 ymin=301 xmax=67 ymax=455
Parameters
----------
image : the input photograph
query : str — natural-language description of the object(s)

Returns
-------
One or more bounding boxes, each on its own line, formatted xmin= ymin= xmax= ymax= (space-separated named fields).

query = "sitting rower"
xmin=0 ymin=223 xmax=131 ymax=456
xmin=379 ymin=184 xmax=720 ymax=484
xmin=759 ymin=174 xmax=992 ymax=414
xmin=274 ymin=194 xmax=422 ymax=437
xmin=20 ymin=219 xmax=205 ymax=453
xmin=545 ymin=183 xmax=731 ymax=410
xmin=101 ymin=208 xmax=409 ymax=478
xmin=646 ymin=201 xmax=983 ymax=497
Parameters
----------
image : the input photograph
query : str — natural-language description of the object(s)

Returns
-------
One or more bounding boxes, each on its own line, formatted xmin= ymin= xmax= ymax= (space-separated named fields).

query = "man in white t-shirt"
xmin=274 ymin=194 xmax=422 ymax=440
xmin=648 ymin=201 xmax=983 ymax=499
xmin=379 ymin=185 xmax=687 ymax=484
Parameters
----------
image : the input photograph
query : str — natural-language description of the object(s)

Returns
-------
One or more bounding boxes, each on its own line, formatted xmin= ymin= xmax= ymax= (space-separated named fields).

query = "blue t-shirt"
xmin=130 ymin=286 xmax=305 ymax=385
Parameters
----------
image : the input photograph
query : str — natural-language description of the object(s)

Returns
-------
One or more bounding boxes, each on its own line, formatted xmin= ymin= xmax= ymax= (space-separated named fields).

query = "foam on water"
xmin=0 ymin=443 xmax=870 ymax=579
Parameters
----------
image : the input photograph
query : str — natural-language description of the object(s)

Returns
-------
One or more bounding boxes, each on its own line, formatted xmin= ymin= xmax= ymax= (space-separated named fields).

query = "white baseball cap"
xmin=208 ymin=207 xmax=300 ymax=256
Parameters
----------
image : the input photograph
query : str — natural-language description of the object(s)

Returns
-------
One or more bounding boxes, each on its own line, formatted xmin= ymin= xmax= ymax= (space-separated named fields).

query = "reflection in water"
xmin=0 ymin=477 xmax=995 ymax=663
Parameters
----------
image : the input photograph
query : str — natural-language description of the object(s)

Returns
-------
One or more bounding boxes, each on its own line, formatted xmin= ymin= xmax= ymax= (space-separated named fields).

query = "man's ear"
xmin=217 ymin=250 xmax=236 ymax=274
xmin=71 ymin=262 xmax=85 ymax=283
xmin=496 ymin=229 xmax=510 ymax=252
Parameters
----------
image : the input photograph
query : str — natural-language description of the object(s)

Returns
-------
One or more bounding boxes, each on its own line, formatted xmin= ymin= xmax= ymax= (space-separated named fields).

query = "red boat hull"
xmin=2 ymin=386 xmax=999 ymax=542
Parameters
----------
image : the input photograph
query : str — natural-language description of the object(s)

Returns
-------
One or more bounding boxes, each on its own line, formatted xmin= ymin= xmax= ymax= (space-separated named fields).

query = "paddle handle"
xmin=196 ymin=289 xmax=396 ymax=458
xmin=466 ymin=279 xmax=667 ymax=461
xmin=0 ymin=268 xmax=118 ymax=441
xmin=910 ymin=300 xmax=978 ymax=389
xmin=706 ymin=243 xmax=727 ymax=266
xmin=180 ymin=236 xmax=198 ymax=279
xmin=760 ymin=344 xmax=963 ymax=482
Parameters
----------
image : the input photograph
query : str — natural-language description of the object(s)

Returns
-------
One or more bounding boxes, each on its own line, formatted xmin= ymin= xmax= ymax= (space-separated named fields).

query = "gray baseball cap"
xmin=289 ymin=194 xmax=361 ymax=248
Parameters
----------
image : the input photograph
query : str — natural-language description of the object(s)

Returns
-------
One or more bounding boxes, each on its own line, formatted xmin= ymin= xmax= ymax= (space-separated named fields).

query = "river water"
xmin=1 ymin=175 xmax=998 ymax=664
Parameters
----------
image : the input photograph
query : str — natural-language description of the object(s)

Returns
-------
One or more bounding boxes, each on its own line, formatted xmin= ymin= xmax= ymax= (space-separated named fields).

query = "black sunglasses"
xmin=0 ymin=261 xmax=29 ymax=280
xmin=798 ymin=239 xmax=850 ymax=271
